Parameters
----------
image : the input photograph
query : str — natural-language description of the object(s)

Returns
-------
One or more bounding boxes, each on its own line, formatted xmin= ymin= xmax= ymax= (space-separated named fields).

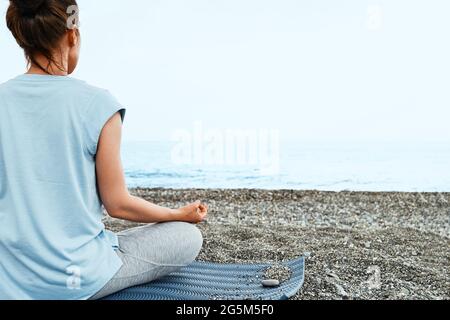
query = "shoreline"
xmin=104 ymin=188 xmax=450 ymax=300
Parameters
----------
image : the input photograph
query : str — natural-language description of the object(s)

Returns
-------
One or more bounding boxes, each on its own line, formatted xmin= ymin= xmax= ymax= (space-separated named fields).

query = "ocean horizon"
xmin=121 ymin=141 xmax=450 ymax=192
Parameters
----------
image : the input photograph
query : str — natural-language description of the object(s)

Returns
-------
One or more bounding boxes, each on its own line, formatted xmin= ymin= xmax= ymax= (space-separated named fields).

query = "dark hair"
xmin=6 ymin=0 xmax=78 ymax=74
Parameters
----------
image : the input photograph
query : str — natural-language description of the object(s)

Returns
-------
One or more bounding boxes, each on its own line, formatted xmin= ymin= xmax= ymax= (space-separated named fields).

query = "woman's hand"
xmin=174 ymin=201 xmax=208 ymax=224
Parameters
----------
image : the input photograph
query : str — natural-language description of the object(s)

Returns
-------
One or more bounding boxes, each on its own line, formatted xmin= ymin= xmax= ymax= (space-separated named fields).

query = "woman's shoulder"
xmin=74 ymin=79 xmax=125 ymax=121
xmin=0 ymin=75 xmax=122 ymax=115
xmin=56 ymin=77 xmax=121 ymax=111
xmin=0 ymin=75 xmax=112 ymax=99
xmin=67 ymin=77 xmax=114 ymax=99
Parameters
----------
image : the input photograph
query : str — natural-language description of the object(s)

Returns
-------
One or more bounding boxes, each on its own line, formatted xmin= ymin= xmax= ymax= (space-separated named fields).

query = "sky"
xmin=0 ymin=0 xmax=449 ymax=143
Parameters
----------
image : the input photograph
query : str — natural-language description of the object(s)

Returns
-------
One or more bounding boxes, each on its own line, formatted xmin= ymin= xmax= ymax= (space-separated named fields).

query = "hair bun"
xmin=11 ymin=0 xmax=47 ymax=16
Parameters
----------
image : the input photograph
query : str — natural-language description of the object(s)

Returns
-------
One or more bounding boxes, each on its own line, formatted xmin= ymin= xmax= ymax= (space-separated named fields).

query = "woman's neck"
xmin=26 ymin=54 xmax=69 ymax=76
xmin=26 ymin=66 xmax=67 ymax=76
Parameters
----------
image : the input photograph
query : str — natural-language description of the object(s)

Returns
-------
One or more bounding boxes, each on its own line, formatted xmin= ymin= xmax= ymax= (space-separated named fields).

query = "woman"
xmin=0 ymin=0 xmax=208 ymax=300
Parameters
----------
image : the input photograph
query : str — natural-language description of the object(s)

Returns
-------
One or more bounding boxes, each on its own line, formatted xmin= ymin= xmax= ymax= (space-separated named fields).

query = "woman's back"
xmin=1 ymin=0 xmax=207 ymax=300
xmin=0 ymin=74 xmax=125 ymax=299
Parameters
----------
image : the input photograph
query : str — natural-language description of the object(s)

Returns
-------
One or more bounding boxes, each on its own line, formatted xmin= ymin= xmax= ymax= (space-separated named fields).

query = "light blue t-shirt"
xmin=0 ymin=74 xmax=125 ymax=300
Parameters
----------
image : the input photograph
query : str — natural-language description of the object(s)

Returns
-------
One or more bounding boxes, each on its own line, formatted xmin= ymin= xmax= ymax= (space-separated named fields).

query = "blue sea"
xmin=122 ymin=141 xmax=450 ymax=192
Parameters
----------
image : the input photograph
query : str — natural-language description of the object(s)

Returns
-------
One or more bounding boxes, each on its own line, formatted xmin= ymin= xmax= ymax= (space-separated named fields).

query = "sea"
xmin=122 ymin=141 xmax=450 ymax=192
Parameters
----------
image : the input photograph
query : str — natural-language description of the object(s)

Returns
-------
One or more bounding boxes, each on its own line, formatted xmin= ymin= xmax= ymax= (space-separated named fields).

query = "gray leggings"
xmin=90 ymin=221 xmax=203 ymax=300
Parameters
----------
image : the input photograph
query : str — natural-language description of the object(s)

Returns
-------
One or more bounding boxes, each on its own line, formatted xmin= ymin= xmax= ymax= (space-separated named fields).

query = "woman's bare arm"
xmin=95 ymin=113 xmax=208 ymax=223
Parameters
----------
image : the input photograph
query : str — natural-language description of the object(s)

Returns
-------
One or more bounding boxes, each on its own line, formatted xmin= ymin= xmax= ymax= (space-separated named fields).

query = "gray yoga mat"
xmin=102 ymin=256 xmax=304 ymax=300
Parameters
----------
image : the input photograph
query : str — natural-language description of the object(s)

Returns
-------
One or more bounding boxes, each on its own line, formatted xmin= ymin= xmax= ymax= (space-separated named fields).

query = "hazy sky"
xmin=1 ymin=0 xmax=449 ymax=143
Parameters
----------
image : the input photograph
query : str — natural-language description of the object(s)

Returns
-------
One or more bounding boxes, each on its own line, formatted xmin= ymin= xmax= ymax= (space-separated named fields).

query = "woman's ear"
xmin=67 ymin=26 xmax=80 ymax=74
xmin=67 ymin=27 xmax=79 ymax=48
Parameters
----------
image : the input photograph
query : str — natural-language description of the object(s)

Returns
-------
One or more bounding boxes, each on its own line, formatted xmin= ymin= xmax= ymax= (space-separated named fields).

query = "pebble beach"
xmin=104 ymin=188 xmax=450 ymax=300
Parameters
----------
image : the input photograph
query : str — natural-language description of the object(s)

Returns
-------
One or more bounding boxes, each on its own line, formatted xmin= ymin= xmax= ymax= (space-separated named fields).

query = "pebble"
xmin=334 ymin=283 xmax=348 ymax=297
xmin=264 ymin=265 xmax=292 ymax=283
xmin=326 ymin=272 xmax=340 ymax=281
xmin=324 ymin=276 xmax=348 ymax=297
xmin=262 ymin=279 xmax=280 ymax=287
xmin=399 ymin=287 xmax=410 ymax=297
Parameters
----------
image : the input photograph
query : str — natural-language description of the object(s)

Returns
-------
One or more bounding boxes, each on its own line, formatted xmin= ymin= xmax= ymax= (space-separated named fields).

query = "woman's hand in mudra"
xmin=174 ymin=201 xmax=208 ymax=224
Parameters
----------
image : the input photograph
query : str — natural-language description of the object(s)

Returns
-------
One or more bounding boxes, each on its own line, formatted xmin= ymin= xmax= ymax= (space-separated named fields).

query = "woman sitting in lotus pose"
xmin=0 ymin=0 xmax=208 ymax=300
